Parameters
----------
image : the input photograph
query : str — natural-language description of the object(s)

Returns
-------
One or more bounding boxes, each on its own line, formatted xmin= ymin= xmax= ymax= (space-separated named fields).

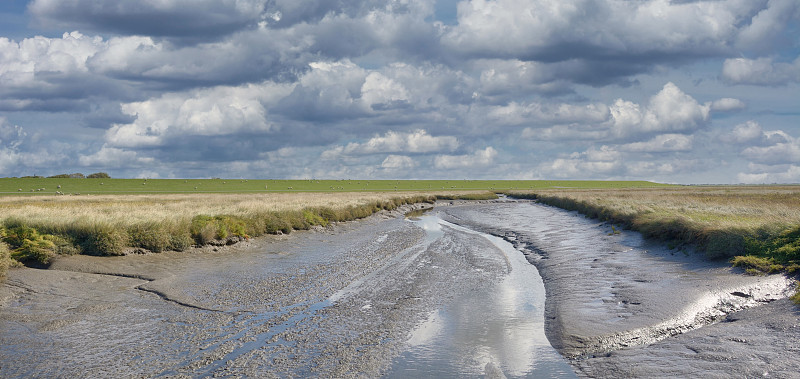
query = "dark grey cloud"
xmin=29 ymin=0 xmax=267 ymax=41
xmin=267 ymin=0 xmax=426 ymax=28
xmin=81 ymin=26 xmax=325 ymax=91
xmin=80 ymin=102 xmax=137 ymax=129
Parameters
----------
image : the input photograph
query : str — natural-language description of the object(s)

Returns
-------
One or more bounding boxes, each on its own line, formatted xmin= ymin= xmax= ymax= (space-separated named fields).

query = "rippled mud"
xmin=1 ymin=201 xmax=797 ymax=378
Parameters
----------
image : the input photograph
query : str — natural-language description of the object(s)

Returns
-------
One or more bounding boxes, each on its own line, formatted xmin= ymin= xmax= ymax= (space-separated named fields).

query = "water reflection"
xmin=404 ymin=207 xmax=434 ymax=220
xmin=387 ymin=216 xmax=576 ymax=378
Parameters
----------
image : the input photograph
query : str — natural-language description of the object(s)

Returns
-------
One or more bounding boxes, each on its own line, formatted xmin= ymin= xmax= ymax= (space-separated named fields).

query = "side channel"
xmin=385 ymin=215 xmax=577 ymax=378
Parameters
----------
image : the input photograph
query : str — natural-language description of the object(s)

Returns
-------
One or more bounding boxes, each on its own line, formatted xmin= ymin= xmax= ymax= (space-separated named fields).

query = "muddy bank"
xmin=439 ymin=201 xmax=798 ymax=378
xmin=0 ymin=203 xmax=571 ymax=377
xmin=0 ymin=205 xmax=418 ymax=377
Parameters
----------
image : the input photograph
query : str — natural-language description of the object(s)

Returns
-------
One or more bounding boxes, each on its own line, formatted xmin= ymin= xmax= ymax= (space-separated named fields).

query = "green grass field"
xmin=0 ymin=178 xmax=673 ymax=195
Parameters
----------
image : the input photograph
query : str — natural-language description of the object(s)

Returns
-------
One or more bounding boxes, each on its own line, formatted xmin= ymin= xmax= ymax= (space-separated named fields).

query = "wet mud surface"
xmin=440 ymin=201 xmax=799 ymax=378
xmin=0 ymin=204 xmax=573 ymax=378
xmin=1 ymin=201 xmax=798 ymax=378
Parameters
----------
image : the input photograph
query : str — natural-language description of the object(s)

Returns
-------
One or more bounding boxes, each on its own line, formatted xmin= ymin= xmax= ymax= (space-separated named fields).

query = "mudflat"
xmin=1 ymin=202 xmax=566 ymax=377
xmin=441 ymin=201 xmax=798 ymax=378
xmin=1 ymin=200 xmax=797 ymax=378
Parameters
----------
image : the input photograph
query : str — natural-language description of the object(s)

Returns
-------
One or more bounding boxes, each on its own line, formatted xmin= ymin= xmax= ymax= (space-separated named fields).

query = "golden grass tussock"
xmin=508 ymin=186 xmax=800 ymax=269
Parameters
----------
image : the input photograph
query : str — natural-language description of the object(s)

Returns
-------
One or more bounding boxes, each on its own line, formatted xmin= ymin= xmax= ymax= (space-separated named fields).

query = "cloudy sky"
xmin=0 ymin=0 xmax=798 ymax=183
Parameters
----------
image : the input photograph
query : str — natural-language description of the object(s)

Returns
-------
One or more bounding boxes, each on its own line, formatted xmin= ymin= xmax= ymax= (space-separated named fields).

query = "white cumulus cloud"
xmin=631 ymin=82 xmax=711 ymax=134
xmin=361 ymin=72 xmax=410 ymax=110
xmin=729 ymin=121 xmax=764 ymax=143
xmin=0 ymin=32 xmax=103 ymax=90
xmin=710 ymin=98 xmax=746 ymax=112
xmin=323 ymin=129 xmax=459 ymax=157
xmin=381 ymin=155 xmax=417 ymax=170
xmin=621 ymin=134 xmax=693 ymax=153
xmin=737 ymin=166 xmax=800 ymax=184
xmin=78 ymin=145 xmax=155 ymax=167
xmin=445 ymin=0 xmax=756 ymax=59
xmin=732 ymin=121 xmax=800 ymax=183
xmin=527 ymin=82 xmax=710 ymax=141
xmin=488 ymin=101 xmax=609 ymax=126
xmin=742 ymin=139 xmax=800 ymax=165
xmin=722 ymin=56 xmax=800 ymax=85
xmin=106 ymin=81 xmax=292 ymax=148
xmin=434 ymin=147 xmax=497 ymax=169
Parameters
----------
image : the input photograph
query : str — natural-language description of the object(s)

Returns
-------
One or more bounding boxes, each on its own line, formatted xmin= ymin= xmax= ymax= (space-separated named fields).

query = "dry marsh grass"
xmin=0 ymin=192 xmax=430 ymax=226
xmin=516 ymin=186 xmax=800 ymax=230
xmin=508 ymin=186 xmax=800 ymax=267
xmin=0 ymin=191 xmax=495 ymax=272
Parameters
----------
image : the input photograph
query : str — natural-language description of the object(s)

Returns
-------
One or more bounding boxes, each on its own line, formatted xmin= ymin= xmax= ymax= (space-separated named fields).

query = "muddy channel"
xmin=0 ymin=200 xmax=798 ymax=378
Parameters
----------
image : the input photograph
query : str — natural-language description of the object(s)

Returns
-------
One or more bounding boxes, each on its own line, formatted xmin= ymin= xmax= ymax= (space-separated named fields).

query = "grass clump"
xmin=744 ymin=226 xmax=800 ymax=262
xmin=44 ymin=234 xmax=80 ymax=256
xmin=129 ymin=221 xmax=192 ymax=252
xmin=0 ymin=240 xmax=21 ymax=279
xmin=79 ymin=224 xmax=129 ymax=256
xmin=730 ymin=255 xmax=784 ymax=275
xmin=791 ymin=284 xmax=800 ymax=305
xmin=2 ymin=225 xmax=58 ymax=265
xmin=729 ymin=225 xmax=800 ymax=275
xmin=303 ymin=210 xmax=328 ymax=227
xmin=190 ymin=215 xmax=248 ymax=244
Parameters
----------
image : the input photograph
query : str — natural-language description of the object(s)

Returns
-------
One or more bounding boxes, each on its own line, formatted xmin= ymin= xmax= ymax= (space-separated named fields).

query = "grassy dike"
xmin=0 ymin=178 xmax=671 ymax=195
xmin=507 ymin=187 xmax=800 ymax=303
xmin=0 ymin=191 xmax=497 ymax=278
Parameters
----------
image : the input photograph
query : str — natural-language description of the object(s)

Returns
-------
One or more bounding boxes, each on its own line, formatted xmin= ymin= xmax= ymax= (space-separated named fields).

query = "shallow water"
xmin=386 ymin=216 xmax=576 ymax=378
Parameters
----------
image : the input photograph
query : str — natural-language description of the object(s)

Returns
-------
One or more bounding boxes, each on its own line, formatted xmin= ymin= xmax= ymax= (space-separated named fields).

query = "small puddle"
xmin=386 ymin=216 xmax=576 ymax=378
xmin=404 ymin=207 xmax=434 ymax=220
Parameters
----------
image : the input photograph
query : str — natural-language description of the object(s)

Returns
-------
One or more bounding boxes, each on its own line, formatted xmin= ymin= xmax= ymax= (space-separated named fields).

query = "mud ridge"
xmin=496 ymin=229 xmax=795 ymax=358
xmin=565 ymin=277 xmax=794 ymax=358
xmin=134 ymin=285 xmax=225 ymax=313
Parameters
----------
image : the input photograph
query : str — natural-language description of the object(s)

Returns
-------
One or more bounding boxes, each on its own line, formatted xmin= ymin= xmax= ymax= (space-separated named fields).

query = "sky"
xmin=0 ymin=0 xmax=798 ymax=183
